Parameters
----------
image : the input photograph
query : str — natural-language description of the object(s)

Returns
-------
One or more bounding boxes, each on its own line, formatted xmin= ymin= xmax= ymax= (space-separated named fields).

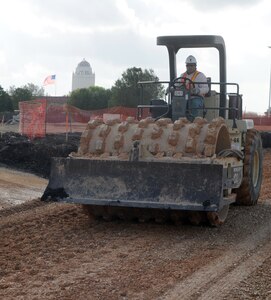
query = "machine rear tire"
xmin=235 ymin=129 xmax=263 ymax=205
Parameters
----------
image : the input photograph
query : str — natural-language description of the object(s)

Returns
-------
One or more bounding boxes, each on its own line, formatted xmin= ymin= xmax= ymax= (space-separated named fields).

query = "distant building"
xmin=72 ymin=58 xmax=95 ymax=91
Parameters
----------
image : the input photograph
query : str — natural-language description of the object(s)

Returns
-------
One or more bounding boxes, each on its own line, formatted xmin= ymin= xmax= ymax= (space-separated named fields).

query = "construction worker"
xmin=181 ymin=55 xmax=209 ymax=119
xmin=181 ymin=55 xmax=209 ymax=96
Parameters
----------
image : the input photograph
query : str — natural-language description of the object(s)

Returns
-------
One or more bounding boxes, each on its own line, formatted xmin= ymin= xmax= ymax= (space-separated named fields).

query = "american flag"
xmin=43 ymin=74 xmax=56 ymax=86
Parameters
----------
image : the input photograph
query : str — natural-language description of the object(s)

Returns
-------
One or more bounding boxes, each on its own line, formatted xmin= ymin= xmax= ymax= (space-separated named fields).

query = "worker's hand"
xmin=191 ymin=87 xmax=200 ymax=95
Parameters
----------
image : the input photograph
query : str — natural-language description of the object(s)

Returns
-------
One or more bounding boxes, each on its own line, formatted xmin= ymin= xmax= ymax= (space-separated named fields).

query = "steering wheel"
xmin=171 ymin=76 xmax=195 ymax=90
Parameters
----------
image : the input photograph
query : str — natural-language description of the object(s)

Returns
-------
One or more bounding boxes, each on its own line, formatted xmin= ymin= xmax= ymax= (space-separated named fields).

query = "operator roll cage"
xmin=156 ymin=35 xmax=228 ymax=117
xmin=136 ymin=35 xmax=242 ymax=126
xmin=136 ymin=80 xmax=242 ymax=127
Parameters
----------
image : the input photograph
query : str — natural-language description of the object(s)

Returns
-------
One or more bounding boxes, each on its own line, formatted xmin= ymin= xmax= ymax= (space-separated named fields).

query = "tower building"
xmin=72 ymin=58 xmax=95 ymax=91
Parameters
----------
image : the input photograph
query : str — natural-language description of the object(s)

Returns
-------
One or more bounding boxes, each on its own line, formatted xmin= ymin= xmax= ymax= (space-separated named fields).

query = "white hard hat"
xmin=185 ymin=55 xmax=197 ymax=64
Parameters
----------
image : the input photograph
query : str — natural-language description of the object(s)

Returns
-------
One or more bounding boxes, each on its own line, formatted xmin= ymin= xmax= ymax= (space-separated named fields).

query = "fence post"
xmin=65 ymin=111 xmax=69 ymax=142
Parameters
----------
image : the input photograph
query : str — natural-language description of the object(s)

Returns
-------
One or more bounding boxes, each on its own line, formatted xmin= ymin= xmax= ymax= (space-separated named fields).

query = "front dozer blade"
xmin=42 ymin=157 xmax=230 ymax=212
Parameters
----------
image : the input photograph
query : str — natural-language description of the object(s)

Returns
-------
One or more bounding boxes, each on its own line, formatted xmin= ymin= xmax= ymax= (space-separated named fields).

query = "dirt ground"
xmin=0 ymin=126 xmax=271 ymax=299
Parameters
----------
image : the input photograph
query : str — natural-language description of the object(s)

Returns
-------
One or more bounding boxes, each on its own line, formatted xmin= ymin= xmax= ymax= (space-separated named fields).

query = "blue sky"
xmin=0 ymin=0 xmax=270 ymax=113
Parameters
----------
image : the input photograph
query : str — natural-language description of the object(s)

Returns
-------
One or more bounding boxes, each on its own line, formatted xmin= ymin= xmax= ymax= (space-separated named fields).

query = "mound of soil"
xmin=0 ymin=132 xmax=81 ymax=178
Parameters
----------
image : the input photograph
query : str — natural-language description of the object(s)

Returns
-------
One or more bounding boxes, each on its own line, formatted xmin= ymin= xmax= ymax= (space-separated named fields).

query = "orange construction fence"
xmin=19 ymin=98 xmax=148 ymax=138
xmin=243 ymin=113 xmax=271 ymax=131
xmin=19 ymin=99 xmax=271 ymax=139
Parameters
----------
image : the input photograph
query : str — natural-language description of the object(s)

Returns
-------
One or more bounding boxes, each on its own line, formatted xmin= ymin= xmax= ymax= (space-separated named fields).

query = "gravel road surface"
xmin=0 ymin=149 xmax=271 ymax=299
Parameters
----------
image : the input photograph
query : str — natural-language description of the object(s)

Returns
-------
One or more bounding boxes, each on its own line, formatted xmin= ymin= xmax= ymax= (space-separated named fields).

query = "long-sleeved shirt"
xmin=180 ymin=70 xmax=209 ymax=96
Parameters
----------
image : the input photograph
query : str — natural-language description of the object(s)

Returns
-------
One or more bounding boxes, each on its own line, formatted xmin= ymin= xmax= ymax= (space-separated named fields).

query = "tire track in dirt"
xmin=198 ymin=240 xmax=271 ymax=299
xmin=161 ymin=214 xmax=271 ymax=300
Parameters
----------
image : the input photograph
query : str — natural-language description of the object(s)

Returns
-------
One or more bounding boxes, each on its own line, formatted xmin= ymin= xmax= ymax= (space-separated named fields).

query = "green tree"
xmin=10 ymin=87 xmax=32 ymax=110
xmin=0 ymin=86 xmax=13 ymax=112
xmin=9 ymin=83 xmax=44 ymax=110
xmin=24 ymin=83 xmax=44 ymax=97
xmin=110 ymin=67 xmax=164 ymax=108
xmin=69 ymin=86 xmax=111 ymax=110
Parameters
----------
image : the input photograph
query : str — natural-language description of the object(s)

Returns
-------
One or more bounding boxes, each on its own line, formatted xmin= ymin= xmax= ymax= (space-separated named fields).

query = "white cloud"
xmin=0 ymin=0 xmax=270 ymax=113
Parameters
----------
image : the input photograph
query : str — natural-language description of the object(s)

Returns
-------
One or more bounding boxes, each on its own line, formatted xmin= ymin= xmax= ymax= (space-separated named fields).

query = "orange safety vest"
xmin=181 ymin=71 xmax=200 ymax=89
